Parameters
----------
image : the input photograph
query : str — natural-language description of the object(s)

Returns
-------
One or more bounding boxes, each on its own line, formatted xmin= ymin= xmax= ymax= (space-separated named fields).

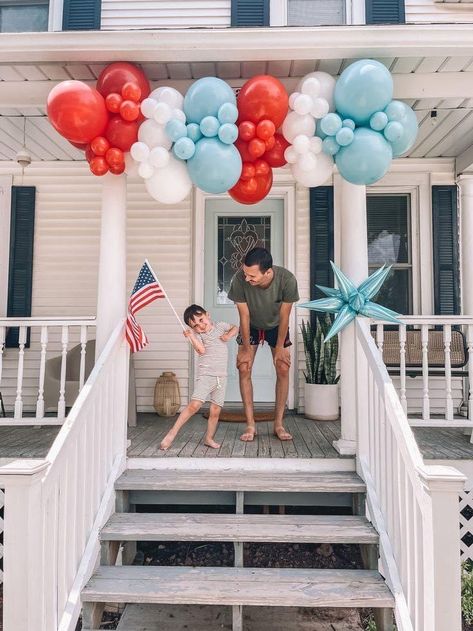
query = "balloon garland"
xmin=47 ymin=59 xmax=418 ymax=204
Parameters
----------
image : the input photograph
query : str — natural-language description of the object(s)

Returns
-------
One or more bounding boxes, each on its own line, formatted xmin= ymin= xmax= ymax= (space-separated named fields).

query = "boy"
xmin=160 ymin=304 xmax=238 ymax=450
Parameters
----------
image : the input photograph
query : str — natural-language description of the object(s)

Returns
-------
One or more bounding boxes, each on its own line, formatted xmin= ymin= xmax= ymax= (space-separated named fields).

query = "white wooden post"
xmin=459 ymin=176 xmax=473 ymax=318
xmin=335 ymin=178 xmax=368 ymax=455
xmin=96 ymin=174 xmax=128 ymax=359
xmin=0 ymin=460 xmax=49 ymax=631
xmin=418 ymin=465 xmax=466 ymax=631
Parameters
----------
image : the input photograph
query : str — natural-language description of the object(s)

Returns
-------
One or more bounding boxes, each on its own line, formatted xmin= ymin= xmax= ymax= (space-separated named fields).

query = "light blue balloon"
xmin=200 ymin=116 xmax=220 ymax=137
xmin=183 ymin=77 xmax=236 ymax=124
xmin=322 ymin=137 xmax=340 ymax=156
xmin=187 ymin=123 xmax=202 ymax=143
xmin=187 ymin=137 xmax=242 ymax=194
xmin=384 ymin=121 xmax=403 ymax=142
xmin=218 ymin=102 xmax=238 ymax=124
xmin=165 ymin=119 xmax=187 ymax=142
xmin=173 ymin=137 xmax=195 ymax=161
xmin=334 ymin=59 xmax=393 ymax=126
xmin=315 ymin=120 xmax=327 ymax=140
xmin=342 ymin=119 xmax=356 ymax=131
xmin=384 ymin=100 xmax=418 ymax=157
xmin=335 ymin=127 xmax=392 ymax=185
xmin=370 ymin=111 xmax=388 ymax=131
xmin=336 ymin=127 xmax=354 ymax=147
xmin=320 ymin=113 xmax=342 ymax=136
xmin=218 ymin=122 xmax=238 ymax=145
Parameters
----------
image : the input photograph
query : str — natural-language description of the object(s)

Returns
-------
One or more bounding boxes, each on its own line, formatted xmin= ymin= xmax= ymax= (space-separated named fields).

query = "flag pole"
xmin=145 ymin=259 xmax=187 ymax=332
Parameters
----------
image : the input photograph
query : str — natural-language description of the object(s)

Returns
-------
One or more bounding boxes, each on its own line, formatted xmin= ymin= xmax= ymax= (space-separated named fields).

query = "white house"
xmin=1 ymin=1 xmax=473 ymax=630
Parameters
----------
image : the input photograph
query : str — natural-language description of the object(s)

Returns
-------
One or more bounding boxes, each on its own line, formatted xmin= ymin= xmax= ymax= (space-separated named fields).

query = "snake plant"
xmin=301 ymin=315 xmax=340 ymax=385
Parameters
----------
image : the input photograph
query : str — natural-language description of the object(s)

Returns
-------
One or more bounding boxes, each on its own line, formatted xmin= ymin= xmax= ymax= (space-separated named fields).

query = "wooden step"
xmin=81 ymin=566 xmax=394 ymax=608
xmin=100 ymin=512 xmax=378 ymax=544
xmin=115 ymin=469 xmax=366 ymax=493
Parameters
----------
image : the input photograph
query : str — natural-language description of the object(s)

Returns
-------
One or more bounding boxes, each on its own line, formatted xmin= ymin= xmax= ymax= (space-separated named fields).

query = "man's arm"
xmin=235 ymin=302 xmax=251 ymax=346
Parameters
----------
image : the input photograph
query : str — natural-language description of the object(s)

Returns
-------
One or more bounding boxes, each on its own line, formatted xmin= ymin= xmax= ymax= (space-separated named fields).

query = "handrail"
xmin=0 ymin=317 xmax=96 ymax=326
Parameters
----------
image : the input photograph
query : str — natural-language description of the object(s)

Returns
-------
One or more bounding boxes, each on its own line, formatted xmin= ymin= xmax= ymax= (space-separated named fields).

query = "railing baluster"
xmin=36 ymin=326 xmax=48 ymax=419
xmin=57 ymin=325 xmax=69 ymax=420
xmin=421 ymin=324 xmax=430 ymax=421
xmin=376 ymin=323 xmax=384 ymax=354
xmin=79 ymin=325 xmax=88 ymax=390
xmin=0 ymin=326 xmax=5 ymax=410
xmin=14 ymin=326 xmax=27 ymax=419
xmin=443 ymin=324 xmax=453 ymax=421
xmin=399 ymin=324 xmax=407 ymax=414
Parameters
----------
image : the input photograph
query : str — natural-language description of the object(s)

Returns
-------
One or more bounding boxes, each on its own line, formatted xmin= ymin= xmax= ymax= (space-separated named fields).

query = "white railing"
xmin=355 ymin=318 xmax=466 ymax=631
xmin=371 ymin=315 xmax=473 ymax=428
xmin=0 ymin=317 xmax=96 ymax=425
xmin=0 ymin=320 xmax=129 ymax=631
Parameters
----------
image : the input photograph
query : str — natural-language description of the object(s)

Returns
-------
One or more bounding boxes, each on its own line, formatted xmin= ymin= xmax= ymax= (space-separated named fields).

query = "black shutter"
xmin=365 ymin=0 xmax=405 ymax=24
xmin=309 ymin=186 xmax=334 ymax=301
xmin=6 ymin=187 xmax=36 ymax=348
xmin=432 ymin=185 xmax=460 ymax=315
xmin=63 ymin=0 xmax=101 ymax=30
xmin=231 ymin=0 xmax=269 ymax=26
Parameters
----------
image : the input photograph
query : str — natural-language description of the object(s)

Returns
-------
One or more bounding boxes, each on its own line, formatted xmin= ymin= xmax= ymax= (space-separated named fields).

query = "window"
xmin=0 ymin=0 xmax=48 ymax=32
xmin=287 ymin=0 xmax=345 ymax=26
xmin=367 ymin=194 xmax=412 ymax=315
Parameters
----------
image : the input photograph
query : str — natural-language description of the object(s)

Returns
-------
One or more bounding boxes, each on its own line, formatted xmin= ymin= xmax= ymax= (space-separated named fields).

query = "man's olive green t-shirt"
xmin=227 ymin=266 xmax=300 ymax=330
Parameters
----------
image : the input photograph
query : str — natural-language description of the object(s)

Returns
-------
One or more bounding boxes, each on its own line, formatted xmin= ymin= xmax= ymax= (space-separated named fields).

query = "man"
xmin=228 ymin=247 xmax=299 ymax=442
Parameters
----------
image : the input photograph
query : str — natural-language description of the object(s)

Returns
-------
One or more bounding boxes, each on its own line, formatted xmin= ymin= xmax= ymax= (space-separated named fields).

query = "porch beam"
xmin=0 ymin=24 xmax=473 ymax=64
xmin=4 ymin=72 xmax=473 ymax=110
xmin=456 ymin=143 xmax=473 ymax=176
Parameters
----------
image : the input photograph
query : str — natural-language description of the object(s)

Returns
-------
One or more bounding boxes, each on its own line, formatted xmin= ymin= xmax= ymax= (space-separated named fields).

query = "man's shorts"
xmin=236 ymin=325 xmax=291 ymax=348
xmin=191 ymin=375 xmax=227 ymax=408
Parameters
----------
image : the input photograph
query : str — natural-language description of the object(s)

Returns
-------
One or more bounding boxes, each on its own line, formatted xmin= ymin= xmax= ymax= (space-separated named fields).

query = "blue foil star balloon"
xmin=298 ymin=261 xmax=402 ymax=342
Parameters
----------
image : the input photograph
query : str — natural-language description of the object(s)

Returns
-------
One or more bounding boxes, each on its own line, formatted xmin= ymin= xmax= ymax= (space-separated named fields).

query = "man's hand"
xmin=273 ymin=345 xmax=291 ymax=368
xmin=237 ymin=346 xmax=254 ymax=370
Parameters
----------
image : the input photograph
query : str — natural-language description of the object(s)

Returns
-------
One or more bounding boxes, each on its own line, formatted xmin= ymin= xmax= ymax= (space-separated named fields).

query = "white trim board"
xmin=0 ymin=175 xmax=12 ymax=316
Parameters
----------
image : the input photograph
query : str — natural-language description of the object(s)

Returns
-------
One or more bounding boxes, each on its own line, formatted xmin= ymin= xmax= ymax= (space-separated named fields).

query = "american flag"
xmin=125 ymin=261 xmax=165 ymax=352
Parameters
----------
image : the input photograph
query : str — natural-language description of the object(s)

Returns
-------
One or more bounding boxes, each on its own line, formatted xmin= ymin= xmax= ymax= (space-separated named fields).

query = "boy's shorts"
xmin=192 ymin=375 xmax=227 ymax=408
xmin=236 ymin=325 xmax=291 ymax=348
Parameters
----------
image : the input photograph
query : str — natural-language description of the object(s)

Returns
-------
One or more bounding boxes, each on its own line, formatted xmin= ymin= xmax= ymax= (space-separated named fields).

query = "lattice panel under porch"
xmin=0 ymin=488 xmax=4 ymax=583
xmin=460 ymin=490 xmax=473 ymax=561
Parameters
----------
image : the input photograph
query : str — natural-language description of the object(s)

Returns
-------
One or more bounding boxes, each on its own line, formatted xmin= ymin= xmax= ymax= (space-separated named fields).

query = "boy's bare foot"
xmin=240 ymin=425 xmax=257 ymax=442
xmin=274 ymin=426 xmax=292 ymax=441
xmin=204 ymin=437 xmax=221 ymax=449
xmin=160 ymin=432 xmax=176 ymax=450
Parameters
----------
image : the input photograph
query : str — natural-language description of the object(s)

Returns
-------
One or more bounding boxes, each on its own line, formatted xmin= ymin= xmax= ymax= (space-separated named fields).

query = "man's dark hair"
xmin=244 ymin=247 xmax=273 ymax=273
xmin=183 ymin=304 xmax=206 ymax=326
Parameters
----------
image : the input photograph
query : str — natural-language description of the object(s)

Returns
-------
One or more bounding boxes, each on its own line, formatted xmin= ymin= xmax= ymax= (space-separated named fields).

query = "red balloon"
xmin=105 ymin=116 xmax=138 ymax=152
xmin=238 ymin=121 xmax=256 ymax=142
xmin=265 ymin=136 xmax=276 ymax=151
xmin=241 ymin=162 xmax=256 ymax=180
xmin=263 ymin=133 xmax=290 ymax=168
xmin=47 ymin=80 xmax=108 ymax=144
xmin=235 ymin=138 xmax=253 ymax=163
xmin=121 ymin=82 xmax=141 ymax=102
xmin=91 ymin=136 xmax=110 ymax=156
xmin=109 ymin=162 xmax=126 ymax=175
xmin=105 ymin=93 xmax=123 ymax=113
xmin=237 ymin=75 xmax=289 ymax=128
xmin=248 ymin=138 xmax=266 ymax=159
xmin=105 ymin=147 xmax=124 ymax=167
xmin=85 ymin=144 xmax=94 ymax=163
xmin=69 ymin=140 xmax=87 ymax=150
xmin=254 ymin=159 xmax=270 ymax=177
xmin=120 ymin=100 xmax=140 ymax=122
xmin=89 ymin=156 xmax=109 ymax=176
xmin=256 ymin=119 xmax=276 ymax=141
xmin=229 ymin=169 xmax=273 ymax=205
xmin=97 ymin=62 xmax=150 ymax=100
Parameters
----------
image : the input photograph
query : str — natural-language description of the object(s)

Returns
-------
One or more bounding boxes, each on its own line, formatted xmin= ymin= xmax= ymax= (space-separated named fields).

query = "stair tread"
xmin=115 ymin=469 xmax=366 ymax=493
xmin=101 ymin=512 xmax=378 ymax=544
xmin=82 ymin=566 xmax=393 ymax=608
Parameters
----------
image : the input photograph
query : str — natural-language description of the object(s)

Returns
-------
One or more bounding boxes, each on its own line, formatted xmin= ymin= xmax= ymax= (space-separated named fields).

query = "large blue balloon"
xmin=334 ymin=59 xmax=393 ymax=126
xmin=335 ymin=128 xmax=392 ymax=185
xmin=384 ymin=100 xmax=419 ymax=157
xmin=183 ymin=77 xmax=236 ymax=124
xmin=187 ymin=137 xmax=242 ymax=193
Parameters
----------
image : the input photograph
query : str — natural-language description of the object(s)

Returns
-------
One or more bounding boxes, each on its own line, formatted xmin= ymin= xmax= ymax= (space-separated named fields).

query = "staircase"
xmin=81 ymin=467 xmax=395 ymax=631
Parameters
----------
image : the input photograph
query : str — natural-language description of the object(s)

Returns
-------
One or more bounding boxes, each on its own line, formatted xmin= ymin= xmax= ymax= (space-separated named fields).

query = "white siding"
xmin=406 ymin=0 xmax=473 ymax=24
xmin=101 ymin=0 xmax=231 ymax=30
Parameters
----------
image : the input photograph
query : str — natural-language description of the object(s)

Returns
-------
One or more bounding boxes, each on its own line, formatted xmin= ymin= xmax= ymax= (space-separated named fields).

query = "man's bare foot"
xmin=204 ymin=437 xmax=221 ymax=449
xmin=240 ymin=425 xmax=257 ymax=442
xmin=274 ymin=426 xmax=292 ymax=441
xmin=160 ymin=432 xmax=176 ymax=450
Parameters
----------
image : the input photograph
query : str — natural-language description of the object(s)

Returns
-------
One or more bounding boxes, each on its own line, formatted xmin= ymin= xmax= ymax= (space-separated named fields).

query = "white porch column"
xmin=95 ymin=174 xmax=127 ymax=359
xmin=458 ymin=175 xmax=473 ymax=316
xmin=335 ymin=178 xmax=368 ymax=455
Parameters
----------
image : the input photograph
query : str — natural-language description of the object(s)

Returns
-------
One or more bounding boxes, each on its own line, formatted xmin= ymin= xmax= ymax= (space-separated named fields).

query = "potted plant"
xmin=301 ymin=315 xmax=340 ymax=421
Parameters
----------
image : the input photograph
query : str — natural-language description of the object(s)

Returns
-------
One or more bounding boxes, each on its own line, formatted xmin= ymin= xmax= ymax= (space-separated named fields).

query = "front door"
xmin=204 ymin=198 xmax=284 ymax=402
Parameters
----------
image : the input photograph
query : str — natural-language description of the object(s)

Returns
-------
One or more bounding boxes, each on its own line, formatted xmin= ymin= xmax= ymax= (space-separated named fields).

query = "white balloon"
xmin=284 ymin=146 xmax=299 ymax=164
xmin=130 ymin=141 xmax=150 ymax=163
xmin=301 ymin=77 xmax=321 ymax=98
xmin=288 ymin=92 xmax=300 ymax=110
xmin=292 ymin=134 xmax=310 ymax=154
xmin=124 ymin=153 xmax=139 ymax=177
xmin=138 ymin=162 xmax=155 ymax=180
xmin=149 ymin=86 xmax=184 ymax=110
xmin=293 ymin=94 xmax=313 ymax=116
xmin=138 ymin=119 xmax=172 ymax=151
xmin=310 ymin=97 xmax=330 ymax=119
xmin=172 ymin=109 xmax=187 ymax=123
xmin=153 ymin=102 xmax=173 ymax=125
xmin=297 ymin=152 xmax=317 ymax=172
xmin=145 ymin=155 xmax=192 ymax=204
xmin=291 ymin=152 xmax=334 ymax=187
xmin=141 ymin=98 xmax=158 ymax=119
xmin=282 ymin=111 xmax=316 ymax=143
xmin=296 ymin=71 xmax=336 ymax=112
xmin=309 ymin=136 xmax=323 ymax=154
xmin=149 ymin=146 xmax=170 ymax=168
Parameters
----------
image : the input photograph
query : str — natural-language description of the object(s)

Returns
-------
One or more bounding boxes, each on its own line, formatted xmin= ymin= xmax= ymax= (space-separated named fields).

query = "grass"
xmin=463 ymin=561 xmax=473 ymax=625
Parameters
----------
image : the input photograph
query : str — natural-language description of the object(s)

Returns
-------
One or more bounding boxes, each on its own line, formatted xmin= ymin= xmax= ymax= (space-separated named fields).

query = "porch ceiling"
xmin=1 ymin=25 xmax=473 ymax=168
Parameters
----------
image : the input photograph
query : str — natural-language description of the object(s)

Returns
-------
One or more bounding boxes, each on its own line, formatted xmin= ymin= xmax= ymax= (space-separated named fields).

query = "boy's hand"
xmin=220 ymin=333 xmax=229 ymax=342
xmin=183 ymin=329 xmax=194 ymax=338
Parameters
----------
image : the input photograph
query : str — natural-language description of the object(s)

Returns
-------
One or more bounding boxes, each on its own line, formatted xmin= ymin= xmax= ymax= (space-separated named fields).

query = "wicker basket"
xmin=154 ymin=371 xmax=181 ymax=416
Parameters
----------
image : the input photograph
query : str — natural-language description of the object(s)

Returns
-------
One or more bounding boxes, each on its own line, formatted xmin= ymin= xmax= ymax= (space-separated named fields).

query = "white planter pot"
xmin=304 ymin=383 xmax=339 ymax=421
